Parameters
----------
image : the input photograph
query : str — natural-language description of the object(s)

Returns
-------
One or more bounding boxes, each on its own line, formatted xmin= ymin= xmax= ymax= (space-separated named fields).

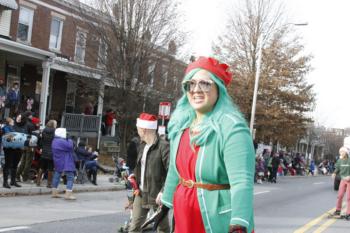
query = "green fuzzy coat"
xmin=161 ymin=113 xmax=255 ymax=233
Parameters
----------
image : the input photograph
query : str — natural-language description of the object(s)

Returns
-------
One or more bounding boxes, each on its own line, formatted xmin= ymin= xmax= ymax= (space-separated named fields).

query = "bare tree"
xmin=213 ymin=0 xmax=315 ymax=146
xmin=76 ymin=0 xmax=185 ymax=151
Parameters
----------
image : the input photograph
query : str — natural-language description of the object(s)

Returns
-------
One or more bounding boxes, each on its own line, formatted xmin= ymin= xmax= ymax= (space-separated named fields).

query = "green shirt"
xmin=334 ymin=158 xmax=350 ymax=179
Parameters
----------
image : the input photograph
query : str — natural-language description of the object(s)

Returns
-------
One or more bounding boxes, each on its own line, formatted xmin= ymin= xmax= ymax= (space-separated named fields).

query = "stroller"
xmin=28 ymin=147 xmax=41 ymax=181
xmin=109 ymin=156 xmax=129 ymax=183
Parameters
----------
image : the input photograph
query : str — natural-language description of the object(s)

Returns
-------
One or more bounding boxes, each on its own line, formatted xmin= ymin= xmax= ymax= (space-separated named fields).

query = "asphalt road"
xmin=0 ymin=175 xmax=348 ymax=233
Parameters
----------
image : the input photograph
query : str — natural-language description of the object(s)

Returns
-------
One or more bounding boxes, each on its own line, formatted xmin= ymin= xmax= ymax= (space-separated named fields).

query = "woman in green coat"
xmin=144 ymin=57 xmax=255 ymax=233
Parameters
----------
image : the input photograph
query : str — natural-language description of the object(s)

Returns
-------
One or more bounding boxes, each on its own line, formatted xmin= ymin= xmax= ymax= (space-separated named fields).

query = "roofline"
xmin=0 ymin=38 xmax=56 ymax=60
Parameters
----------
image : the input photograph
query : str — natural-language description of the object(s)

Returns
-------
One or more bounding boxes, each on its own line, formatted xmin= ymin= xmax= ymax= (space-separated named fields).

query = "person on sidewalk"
xmin=332 ymin=146 xmax=350 ymax=220
xmin=268 ymin=153 xmax=280 ymax=183
xmin=36 ymin=120 xmax=57 ymax=188
xmin=6 ymin=82 xmax=20 ymax=117
xmin=128 ymin=112 xmax=170 ymax=233
xmin=0 ymin=78 xmax=6 ymax=120
xmin=105 ymin=109 xmax=116 ymax=136
xmin=145 ymin=57 xmax=255 ymax=233
xmin=1 ymin=117 xmax=22 ymax=188
xmin=51 ymin=128 xmax=76 ymax=200
xmin=126 ymin=132 xmax=140 ymax=173
xmin=75 ymin=142 xmax=107 ymax=185
xmin=15 ymin=112 xmax=34 ymax=183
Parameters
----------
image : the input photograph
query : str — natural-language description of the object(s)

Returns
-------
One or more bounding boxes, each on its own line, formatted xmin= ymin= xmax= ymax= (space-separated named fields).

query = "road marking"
xmin=0 ymin=226 xmax=30 ymax=232
xmin=294 ymin=203 xmax=347 ymax=233
xmin=293 ymin=208 xmax=334 ymax=233
xmin=254 ymin=191 xmax=270 ymax=195
xmin=313 ymin=182 xmax=325 ymax=185
xmin=312 ymin=218 xmax=337 ymax=233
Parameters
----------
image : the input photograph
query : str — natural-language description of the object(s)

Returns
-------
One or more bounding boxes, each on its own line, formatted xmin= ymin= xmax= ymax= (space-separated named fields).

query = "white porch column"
xmin=39 ymin=60 xmax=51 ymax=128
xmin=97 ymin=81 xmax=105 ymax=115
xmin=97 ymin=81 xmax=105 ymax=150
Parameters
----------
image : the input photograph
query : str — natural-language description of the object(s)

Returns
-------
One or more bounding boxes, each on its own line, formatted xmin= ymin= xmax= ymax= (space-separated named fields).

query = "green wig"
xmin=167 ymin=68 xmax=248 ymax=146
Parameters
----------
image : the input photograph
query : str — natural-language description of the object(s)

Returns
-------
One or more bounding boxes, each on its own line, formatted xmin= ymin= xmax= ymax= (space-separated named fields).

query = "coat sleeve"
xmin=59 ymin=139 xmax=74 ymax=152
xmin=161 ymin=137 xmax=179 ymax=208
xmin=223 ymin=121 xmax=255 ymax=230
xmin=160 ymin=141 xmax=170 ymax=192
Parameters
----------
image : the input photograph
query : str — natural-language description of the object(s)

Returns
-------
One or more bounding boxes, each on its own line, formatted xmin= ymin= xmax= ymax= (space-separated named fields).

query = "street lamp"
xmin=249 ymin=22 xmax=308 ymax=137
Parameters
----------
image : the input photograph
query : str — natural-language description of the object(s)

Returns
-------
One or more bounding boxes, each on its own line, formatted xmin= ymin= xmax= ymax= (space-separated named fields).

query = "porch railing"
xmin=61 ymin=113 xmax=102 ymax=148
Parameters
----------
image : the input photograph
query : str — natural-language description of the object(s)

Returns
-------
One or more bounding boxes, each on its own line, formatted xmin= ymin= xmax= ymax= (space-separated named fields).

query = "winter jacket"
xmin=334 ymin=158 xmax=350 ymax=180
xmin=41 ymin=127 xmax=55 ymax=160
xmin=13 ymin=121 xmax=28 ymax=134
xmin=75 ymin=146 xmax=96 ymax=162
xmin=2 ymin=125 xmax=14 ymax=134
xmin=52 ymin=137 xmax=75 ymax=172
xmin=6 ymin=89 xmax=20 ymax=104
xmin=134 ymin=136 xmax=169 ymax=208
xmin=126 ymin=136 xmax=140 ymax=172
xmin=0 ymin=85 xmax=6 ymax=97
xmin=161 ymin=113 xmax=255 ymax=233
xmin=105 ymin=112 xmax=115 ymax=126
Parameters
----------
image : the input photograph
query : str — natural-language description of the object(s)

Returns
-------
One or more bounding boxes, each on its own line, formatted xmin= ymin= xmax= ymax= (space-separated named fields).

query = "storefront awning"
xmin=0 ymin=0 xmax=18 ymax=10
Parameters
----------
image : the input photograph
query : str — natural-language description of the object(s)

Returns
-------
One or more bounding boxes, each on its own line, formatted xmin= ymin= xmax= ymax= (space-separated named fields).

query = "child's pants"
xmin=336 ymin=179 xmax=350 ymax=214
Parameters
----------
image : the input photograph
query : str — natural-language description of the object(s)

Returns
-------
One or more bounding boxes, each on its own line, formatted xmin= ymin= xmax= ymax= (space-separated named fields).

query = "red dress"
xmin=173 ymin=128 xmax=205 ymax=233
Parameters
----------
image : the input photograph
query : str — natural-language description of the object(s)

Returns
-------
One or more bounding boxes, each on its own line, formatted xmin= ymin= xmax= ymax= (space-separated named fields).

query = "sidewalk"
xmin=0 ymin=174 xmax=126 ymax=197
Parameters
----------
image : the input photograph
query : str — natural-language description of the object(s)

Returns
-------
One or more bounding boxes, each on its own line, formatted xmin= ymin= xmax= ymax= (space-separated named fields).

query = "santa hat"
xmin=136 ymin=113 xmax=158 ymax=129
xmin=55 ymin=128 xmax=67 ymax=139
xmin=185 ymin=56 xmax=233 ymax=86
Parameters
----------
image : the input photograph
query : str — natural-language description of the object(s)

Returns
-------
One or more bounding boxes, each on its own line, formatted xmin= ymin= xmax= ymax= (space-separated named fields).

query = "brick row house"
xmin=0 ymin=0 xmax=186 ymax=129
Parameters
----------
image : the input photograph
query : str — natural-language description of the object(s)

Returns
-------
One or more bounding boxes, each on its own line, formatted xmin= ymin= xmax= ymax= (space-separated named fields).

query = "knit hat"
xmin=136 ymin=113 xmax=158 ymax=129
xmin=339 ymin=146 xmax=349 ymax=155
xmin=31 ymin=117 xmax=40 ymax=125
xmin=185 ymin=56 xmax=233 ymax=86
xmin=55 ymin=128 xmax=67 ymax=139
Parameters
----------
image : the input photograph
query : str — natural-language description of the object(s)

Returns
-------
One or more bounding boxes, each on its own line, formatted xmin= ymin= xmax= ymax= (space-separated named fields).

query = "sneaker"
xmin=333 ymin=210 xmax=341 ymax=216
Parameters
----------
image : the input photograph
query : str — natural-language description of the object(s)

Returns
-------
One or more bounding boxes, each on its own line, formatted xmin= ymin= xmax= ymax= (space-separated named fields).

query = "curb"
xmin=0 ymin=183 xmax=126 ymax=198
xmin=279 ymin=174 xmax=331 ymax=179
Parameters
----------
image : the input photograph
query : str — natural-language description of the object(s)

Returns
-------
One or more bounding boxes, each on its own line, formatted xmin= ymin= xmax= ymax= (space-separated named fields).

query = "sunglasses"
xmin=182 ymin=79 xmax=214 ymax=92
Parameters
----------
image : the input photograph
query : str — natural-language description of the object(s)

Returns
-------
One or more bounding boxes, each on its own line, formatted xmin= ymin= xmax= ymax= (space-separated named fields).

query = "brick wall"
xmin=10 ymin=0 xmax=99 ymax=68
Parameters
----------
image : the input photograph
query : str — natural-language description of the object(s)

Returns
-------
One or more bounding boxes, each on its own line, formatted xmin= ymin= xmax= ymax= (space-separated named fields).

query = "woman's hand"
xmin=228 ymin=225 xmax=247 ymax=233
xmin=156 ymin=192 xmax=163 ymax=205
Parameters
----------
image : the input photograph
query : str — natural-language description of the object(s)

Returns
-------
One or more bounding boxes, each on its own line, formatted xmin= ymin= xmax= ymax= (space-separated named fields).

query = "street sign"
xmin=158 ymin=102 xmax=171 ymax=119
xmin=158 ymin=125 xmax=166 ymax=136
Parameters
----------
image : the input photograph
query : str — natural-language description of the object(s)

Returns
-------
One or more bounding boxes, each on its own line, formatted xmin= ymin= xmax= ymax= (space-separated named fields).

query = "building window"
xmin=74 ymin=30 xmax=87 ymax=64
xmin=97 ymin=39 xmax=107 ymax=68
xmin=17 ymin=6 xmax=34 ymax=43
xmin=49 ymin=18 xmax=63 ymax=51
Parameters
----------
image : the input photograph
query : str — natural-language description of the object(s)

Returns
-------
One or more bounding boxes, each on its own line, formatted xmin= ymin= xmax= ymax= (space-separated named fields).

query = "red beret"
xmin=185 ymin=56 xmax=233 ymax=86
